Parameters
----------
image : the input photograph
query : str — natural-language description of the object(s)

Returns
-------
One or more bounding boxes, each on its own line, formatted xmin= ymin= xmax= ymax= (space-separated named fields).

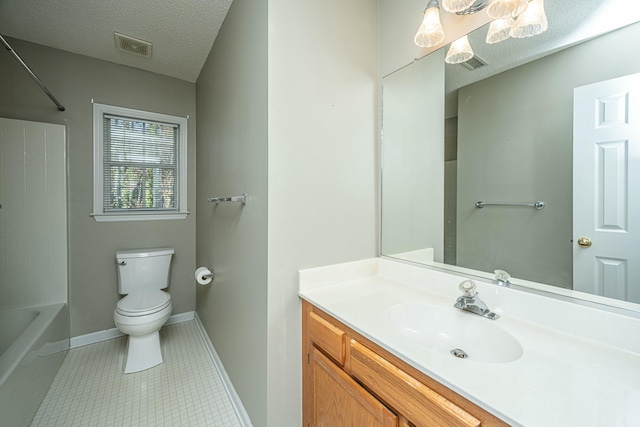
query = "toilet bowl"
xmin=113 ymin=248 xmax=174 ymax=374
xmin=114 ymin=290 xmax=172 ymax=373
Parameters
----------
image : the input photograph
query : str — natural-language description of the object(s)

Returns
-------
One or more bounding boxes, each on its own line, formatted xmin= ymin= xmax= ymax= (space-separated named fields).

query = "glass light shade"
xmin=414 ymin=6 xmax=445 ymax=48
xmin=486 ymin=18 xmax=514 ymax=44
xmin=510 ymin=0 xmax=548 ymax=38
xmin=441 ymin=0 xmax=476 ymax=13
xmin=486 ymin=0 xmax=528 ymax=19
xmin=445 ymin=35 xmax=474 ymax=64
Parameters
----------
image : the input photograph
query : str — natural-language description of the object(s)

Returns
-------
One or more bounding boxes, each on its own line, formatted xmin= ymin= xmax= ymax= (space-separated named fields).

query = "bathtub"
xmin=0 ymin=303 xmax=69 ymax=427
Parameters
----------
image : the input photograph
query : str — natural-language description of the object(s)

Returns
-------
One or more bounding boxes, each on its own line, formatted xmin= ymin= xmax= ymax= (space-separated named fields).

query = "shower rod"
xmin=1 ymin=34 xmax=66 ymax=111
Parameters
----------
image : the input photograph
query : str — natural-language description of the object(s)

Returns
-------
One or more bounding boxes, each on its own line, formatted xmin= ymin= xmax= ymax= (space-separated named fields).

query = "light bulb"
xmin=414 ymin=3 xmax=445 ymax=48
xmin=445 ymin=35 xmax=474 ymax=64
xmin=486 ymin=18 xmax=515 ymax=44
xmin=510 ymin=0 xmax=548 ymax=38
xmin=487 ymin=0 xmax=529 ymax=19
xmin=441 ymin=0 xmax=476 ymax=13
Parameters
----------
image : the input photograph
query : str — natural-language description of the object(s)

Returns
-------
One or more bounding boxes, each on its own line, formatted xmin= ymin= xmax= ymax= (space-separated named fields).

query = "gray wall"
xmin=195 ymin=0 xmax=269 ymax=423
xmin=195 ymin=0 xmax=378 ymax=425
xmin=0 ymin=38 xmax=197 ymax=337
xmin=456 ymin=22 xmax=640 ymax=288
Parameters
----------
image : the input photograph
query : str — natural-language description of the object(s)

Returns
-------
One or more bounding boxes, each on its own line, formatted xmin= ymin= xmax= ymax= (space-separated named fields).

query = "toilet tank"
xmin=116 ymin=247 xmax=174 ymax=294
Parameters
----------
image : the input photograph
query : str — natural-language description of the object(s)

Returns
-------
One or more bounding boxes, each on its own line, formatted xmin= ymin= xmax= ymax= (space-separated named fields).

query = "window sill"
xmin=91 ymin=212 xmax=189 ymax=222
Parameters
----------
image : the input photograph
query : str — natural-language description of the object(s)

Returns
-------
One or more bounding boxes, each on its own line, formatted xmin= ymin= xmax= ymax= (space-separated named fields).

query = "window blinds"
xmin=103 ymin=114 xmax=179 ymax=212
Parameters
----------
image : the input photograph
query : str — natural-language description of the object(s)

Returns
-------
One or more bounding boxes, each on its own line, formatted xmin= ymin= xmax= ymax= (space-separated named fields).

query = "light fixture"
xmin=486 ymin=18 xmax=515 ymax=44
xmin=486 ymin=0 xmax=529 ymax=19
xmin=445 ymin=35 xmax=474 ymax=64
xmin=441 ymin=0 xmax=476 ymax=13
xmin=413 ymin=0 xmax=549 ymax=65
xmin=510 ymin=0 xmax=548 ymax=38
xmin=414 ymin=0 xmax=446 ymax=48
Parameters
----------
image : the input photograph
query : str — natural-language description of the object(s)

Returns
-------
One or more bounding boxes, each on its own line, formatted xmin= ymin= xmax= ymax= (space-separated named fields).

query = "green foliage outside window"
xmin=104 ymin=117 xmax=178 ymax=212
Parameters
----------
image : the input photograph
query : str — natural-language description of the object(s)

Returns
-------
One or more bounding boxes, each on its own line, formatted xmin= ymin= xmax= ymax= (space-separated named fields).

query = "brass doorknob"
xmin=577 ymin=237 xmax=592 ymax=248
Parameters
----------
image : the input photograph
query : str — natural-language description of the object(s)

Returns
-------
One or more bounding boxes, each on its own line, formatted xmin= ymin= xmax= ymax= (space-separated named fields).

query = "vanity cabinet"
xmin=302 ymin=300 xmax=509 ymax=427
xmin=312 ymin=348 xmax=398 ymax=426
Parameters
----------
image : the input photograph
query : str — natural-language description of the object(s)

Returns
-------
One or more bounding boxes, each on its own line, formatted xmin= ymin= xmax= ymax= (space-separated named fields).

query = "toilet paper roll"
xmin=195 ymin=267 xmax=213 ymax=285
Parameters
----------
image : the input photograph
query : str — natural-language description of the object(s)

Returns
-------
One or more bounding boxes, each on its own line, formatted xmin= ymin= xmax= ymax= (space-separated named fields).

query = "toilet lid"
xmin=116 ymin=290 xmax=171 ymax=316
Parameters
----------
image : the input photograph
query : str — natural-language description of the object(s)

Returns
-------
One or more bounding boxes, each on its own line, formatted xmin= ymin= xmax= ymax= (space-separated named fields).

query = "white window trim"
xmin=92 ymin=103 xmax=188 ymax=222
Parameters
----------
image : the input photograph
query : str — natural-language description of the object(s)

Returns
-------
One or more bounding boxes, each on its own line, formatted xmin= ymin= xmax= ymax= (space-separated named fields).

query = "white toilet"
xmin=113 ymin=247 xmax=174 ymax=373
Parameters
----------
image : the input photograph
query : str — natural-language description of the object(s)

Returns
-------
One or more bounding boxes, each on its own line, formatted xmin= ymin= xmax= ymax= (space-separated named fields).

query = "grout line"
xmin=33 ymin=320 xmax=242 ymax=426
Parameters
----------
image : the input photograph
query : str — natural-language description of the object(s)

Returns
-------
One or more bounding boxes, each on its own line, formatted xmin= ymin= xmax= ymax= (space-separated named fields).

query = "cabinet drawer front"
xmin=309 ymin=311 xmax=346 ymax=365
xmin=350 ymin=340 xmax=481 ymax=427
xmin=313 ymin=349 xmax=398 ymax=427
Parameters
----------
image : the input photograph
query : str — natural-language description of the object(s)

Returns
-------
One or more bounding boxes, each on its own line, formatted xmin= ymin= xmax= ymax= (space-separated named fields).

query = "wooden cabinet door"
xmin=312 ymin=348 xmax=398 ymax=427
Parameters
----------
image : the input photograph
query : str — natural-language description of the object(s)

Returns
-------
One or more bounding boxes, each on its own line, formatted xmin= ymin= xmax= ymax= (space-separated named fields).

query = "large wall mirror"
xmin=381 ymin=1 xmax=640 ymax=313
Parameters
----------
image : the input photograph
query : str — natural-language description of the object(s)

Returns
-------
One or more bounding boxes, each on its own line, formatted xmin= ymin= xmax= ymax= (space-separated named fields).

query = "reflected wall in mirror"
xmin=381 ymin=14 xmax=640 ymax=310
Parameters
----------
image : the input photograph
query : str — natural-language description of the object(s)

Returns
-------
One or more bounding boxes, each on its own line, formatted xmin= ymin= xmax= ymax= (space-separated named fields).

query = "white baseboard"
xmin=194 ymin=313 xmax=253 ymax=427
xmin=70 ymin=327 xmax=123 ymax=349
xmin=165 ymin=311 xmax=195 ymax=326
xmin=70 ymin=311 xmax=195 ymax=349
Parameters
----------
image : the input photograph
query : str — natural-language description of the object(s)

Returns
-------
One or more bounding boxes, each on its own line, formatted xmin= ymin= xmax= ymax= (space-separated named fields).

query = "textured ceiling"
xmin=2 ymin=0 xmax=638 ymax=86
xmin=0 ymin=0 xmax=233 ymax=83
xmin=444 ymin=0 xmax=640 ymax=99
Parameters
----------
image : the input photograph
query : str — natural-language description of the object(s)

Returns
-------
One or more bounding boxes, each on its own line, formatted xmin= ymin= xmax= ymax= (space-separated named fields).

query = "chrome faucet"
xmin=453 ymin=280 xmax=500 ymax=320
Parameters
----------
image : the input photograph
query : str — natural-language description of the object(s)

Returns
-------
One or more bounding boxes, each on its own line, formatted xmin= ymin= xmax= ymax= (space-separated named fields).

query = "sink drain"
xmin=450 ymin=348 xmax=468 ymax=359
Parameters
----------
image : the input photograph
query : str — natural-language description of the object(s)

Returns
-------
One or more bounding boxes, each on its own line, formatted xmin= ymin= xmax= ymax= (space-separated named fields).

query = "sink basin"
xmin=388 ymin=303 xmax=523 ymax=363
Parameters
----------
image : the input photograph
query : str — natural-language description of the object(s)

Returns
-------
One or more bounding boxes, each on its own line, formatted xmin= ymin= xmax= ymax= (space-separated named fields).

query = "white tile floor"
xmin=31 ymin=321 xmax=243 ymax=427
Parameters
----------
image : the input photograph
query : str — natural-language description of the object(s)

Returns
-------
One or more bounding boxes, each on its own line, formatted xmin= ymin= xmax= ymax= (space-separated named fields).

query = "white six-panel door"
xmin=573 ymin=73 xmax=640 ymax=303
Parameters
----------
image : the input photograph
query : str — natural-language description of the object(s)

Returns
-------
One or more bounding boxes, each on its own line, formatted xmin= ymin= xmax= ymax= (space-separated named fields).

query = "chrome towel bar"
xmin=475 ymin=200 xmax=545 ymax=210
xmin=207 ymin=194 xmax=247 ymax=205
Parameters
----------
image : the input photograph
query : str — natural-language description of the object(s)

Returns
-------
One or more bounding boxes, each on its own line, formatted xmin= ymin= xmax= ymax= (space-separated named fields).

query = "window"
xmin=92 ymin=103 xmax=188 ymax=221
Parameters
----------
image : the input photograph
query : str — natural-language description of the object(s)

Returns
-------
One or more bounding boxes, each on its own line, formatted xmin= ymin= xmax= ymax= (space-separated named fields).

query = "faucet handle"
xmin=494 ymin=269 xmax=511 ymax=283
xmin=459 ymin=280 xmax=477 ymax=297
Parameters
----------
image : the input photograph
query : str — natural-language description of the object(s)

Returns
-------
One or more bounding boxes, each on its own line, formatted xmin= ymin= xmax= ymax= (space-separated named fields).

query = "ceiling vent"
xmin=460 ymin=55 xmax=487 ymax=70
xmin=114 ymin=32 xmax=152 ymax=58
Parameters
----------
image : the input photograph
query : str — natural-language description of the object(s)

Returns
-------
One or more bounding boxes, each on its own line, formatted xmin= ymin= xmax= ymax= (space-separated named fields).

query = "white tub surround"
xmin=298 ymin=258 xmax=640 ymax=427
xmin=0 ymin=304 xmax=69 ymax=427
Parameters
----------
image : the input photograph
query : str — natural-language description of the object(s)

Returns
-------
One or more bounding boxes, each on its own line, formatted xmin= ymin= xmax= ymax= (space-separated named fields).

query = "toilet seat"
xmin=116 ymin=290 xmax=171 ymax=317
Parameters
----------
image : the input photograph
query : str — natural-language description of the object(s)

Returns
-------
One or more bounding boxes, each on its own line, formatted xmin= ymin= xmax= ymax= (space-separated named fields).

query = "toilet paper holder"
xmin=195 ymin=266 xmax=215 ymax=285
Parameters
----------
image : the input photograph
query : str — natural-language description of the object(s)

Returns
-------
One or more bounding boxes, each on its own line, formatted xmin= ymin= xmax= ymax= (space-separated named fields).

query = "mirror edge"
xmin=380 ymin=254 xmax=640 ymax=319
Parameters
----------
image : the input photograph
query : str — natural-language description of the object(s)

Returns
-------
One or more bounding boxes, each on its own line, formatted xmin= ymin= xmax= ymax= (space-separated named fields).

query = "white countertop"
xmin=298 ymin=258 xmax=640 ymax=427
